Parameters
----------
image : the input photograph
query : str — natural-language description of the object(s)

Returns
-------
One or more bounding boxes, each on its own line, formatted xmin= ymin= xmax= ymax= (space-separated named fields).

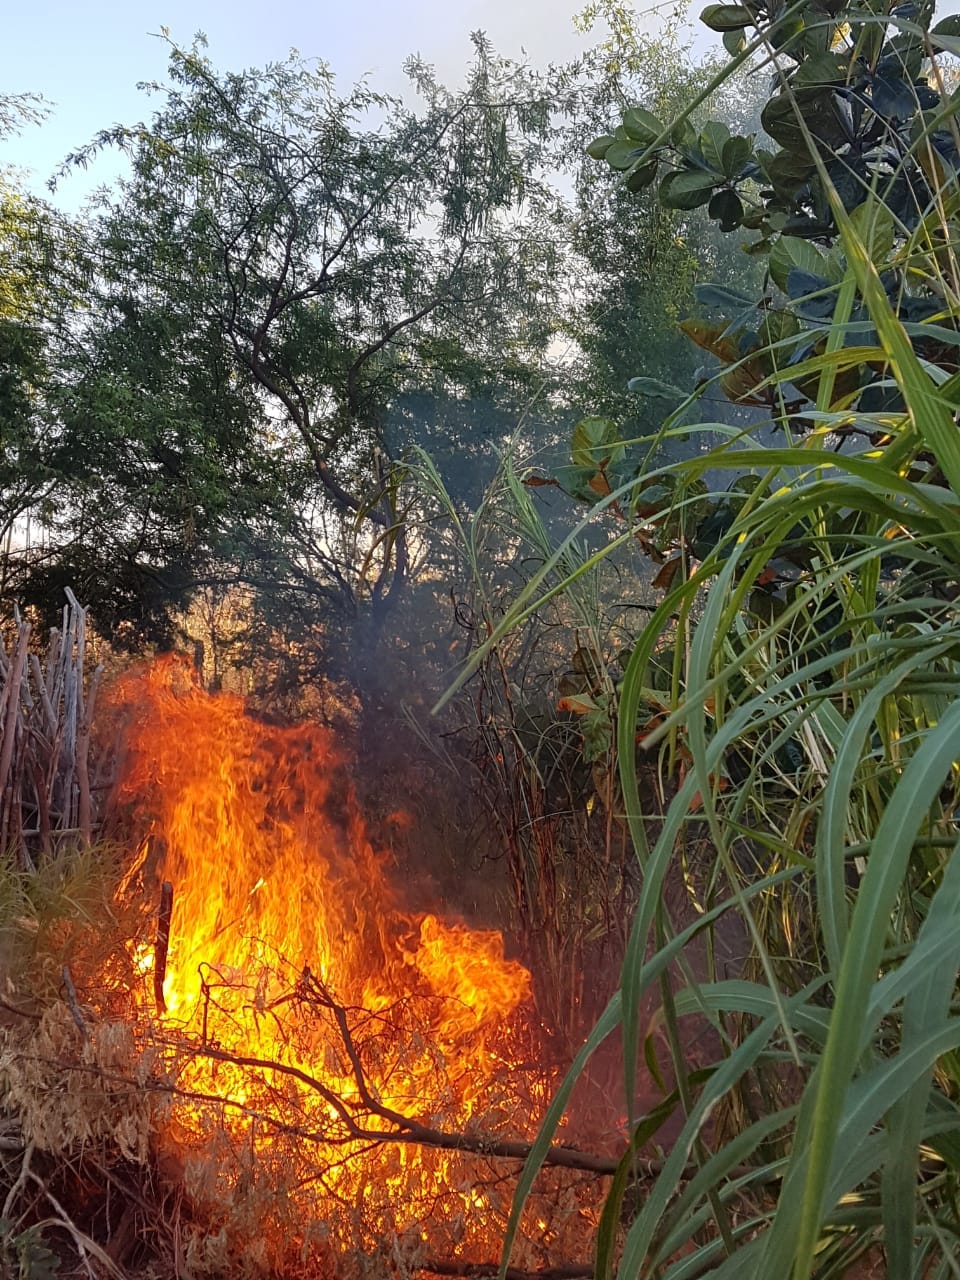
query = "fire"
xmin=105 ymin=656 xmax=550 ymax=1269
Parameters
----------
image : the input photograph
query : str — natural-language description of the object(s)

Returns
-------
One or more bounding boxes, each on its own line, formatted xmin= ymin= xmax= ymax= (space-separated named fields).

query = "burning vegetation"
xmin=0 ymin=633 xmax=608 ymax=1278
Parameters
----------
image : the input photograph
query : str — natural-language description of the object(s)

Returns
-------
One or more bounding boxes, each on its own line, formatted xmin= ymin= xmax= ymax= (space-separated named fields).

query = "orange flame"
xmin=106 ymin=656 xmax=544 ymax=1266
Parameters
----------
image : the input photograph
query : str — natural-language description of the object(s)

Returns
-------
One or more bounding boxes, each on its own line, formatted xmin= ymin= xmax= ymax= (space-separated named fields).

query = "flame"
xmin=106 ymin=656 xmax=548 ymax=1266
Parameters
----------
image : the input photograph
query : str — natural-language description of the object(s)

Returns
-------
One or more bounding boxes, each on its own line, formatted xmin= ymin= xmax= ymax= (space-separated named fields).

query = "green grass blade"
xmin=765 ymin=700 xmax=960 ymax=1278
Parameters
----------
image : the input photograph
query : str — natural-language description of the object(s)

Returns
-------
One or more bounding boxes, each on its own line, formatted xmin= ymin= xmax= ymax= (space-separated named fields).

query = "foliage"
xmin=18 ymin=34 xmax=568 ymax=649
xmin=0 ymin=129 xmax=72 ymax=567
xmin=565 ymin=6 xmax=767 ymax=432
xmin=1 ymin=23 xmax=757 ymax=688
xmin=424 ymin=2 xmax=960 ymax=1276
xmin=414 ymin=448 xmax=652 ymax=1049
xmin=588 ymin=0 xmax=960 ymax=421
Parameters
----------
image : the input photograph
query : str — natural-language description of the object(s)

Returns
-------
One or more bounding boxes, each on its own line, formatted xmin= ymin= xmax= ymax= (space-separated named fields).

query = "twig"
xmin=60 ymin=966 xmax=88 ymax=1040
xmin=2 ymin=1140 xmax=34 ymax=1223
xmin=76 ymin=662 xmax=102 ymax=845
xmin=0 ymin=623 xmax=30 ymax=804
xmin=180 ymin=1014 xmax=623 ymax=1174
xmin=28 ymin=1174 xmax=129 ymax=1280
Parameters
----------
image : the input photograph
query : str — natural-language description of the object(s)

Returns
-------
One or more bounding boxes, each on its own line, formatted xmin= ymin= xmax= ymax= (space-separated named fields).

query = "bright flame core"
xmin=107 ymin=657 xmax=540 ymax=1269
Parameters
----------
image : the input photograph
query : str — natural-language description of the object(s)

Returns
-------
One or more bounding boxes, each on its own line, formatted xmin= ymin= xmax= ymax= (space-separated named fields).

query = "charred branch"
xmin=60 ymin=967 xmax=88 ymax=1041
xmin=154 ymin=881 xmax=174 ymax=1015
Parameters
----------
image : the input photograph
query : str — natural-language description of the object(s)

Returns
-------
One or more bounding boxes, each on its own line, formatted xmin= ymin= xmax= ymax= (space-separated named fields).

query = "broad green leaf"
xmin=847 ymin=200 xmax=894 ymax=265
xmin=720 ymin=134 xmax=753 ymax=178
xmin=762 ymin=147 xmax=816 ymax=193
xmin=625 ymin=159 xmax=659 ymax=192
xmin=627 ymin=376 xmax=687 ymax=400
xmin=586 ymin=134 xmax=615 ymax=160
xmin=768 ymin=235 xmax=826 ymax=292
xmin=659 ymin=168 xmax=717 ymax=210
xmin=700 ymin=4 xmax=754 ymax=31
xmin=622 ymin=106 xmax=665 ymax=144
xmin=792 ymin=51 xmax=849 ymax=87
xmin=604 ymin=140 xmax=645 ymax=171
xmin=571 ymin=416 xmax=621 ymax=467
xmin=709 ymin=187 xmax=745 ymax=231
xmin=762 ymin=88 xmax=846 ymax=153
xmin=699 ymin=119 xmax=731 ymax=172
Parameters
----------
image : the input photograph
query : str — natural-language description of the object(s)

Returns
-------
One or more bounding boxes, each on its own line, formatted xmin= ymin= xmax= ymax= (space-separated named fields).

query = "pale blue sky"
xmin=0 ymin=0 xmax=684 ymax=206
xmin=4 ymin=1 xmax=958 ymax=209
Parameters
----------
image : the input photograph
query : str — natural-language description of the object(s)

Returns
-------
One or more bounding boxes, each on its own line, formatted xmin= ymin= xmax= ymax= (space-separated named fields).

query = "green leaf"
xmin=708 ymin=187 xmax=745 ymax=231
xmin=625 ymin=159 xmax=659 ymax=192
xmin=768 ymin=235 xmax=826 ymax=293
xmin=659 ymin=168 xmax=717 ymax=211
xmin=768 ymin=701 xmax=960 ymax=1277
xmin=622 ymin=106 xmax=665 ymax=144
xmin=699 ymin=120 xmax=731 ymax=172
xmin=720 ymin=134 xmax=753 ymax=178
xmin=792 ymin=51 xmax=849 ymax=87
xmin=586 ymin=134 xmax=615 ymax=160
xmin=571 ymin=416 xmax=622 ymax=467
xmin=763 ymin=147 xmax=816 ymax=195
xmin=670 ymin=117 xmax=698 ymax=150
xmin=627 ymin=376 xmax=687 ymax=401
xmin=835 ymin=196 xmax=960 ymax=496
xmin=604 ymin=140 xmax=645 ymax=171
xmin=847 ymin=201 xmax=894 ymax=265
xmin=762 ymin=88 xmax=846 ymax=153
xmin=643 ymin=1032 xmax=668 ymax=1093
xmin=882 ymin=838 xmax=960 ymax=1277
xmin=700 ymin=4 xmax=754 ymax=31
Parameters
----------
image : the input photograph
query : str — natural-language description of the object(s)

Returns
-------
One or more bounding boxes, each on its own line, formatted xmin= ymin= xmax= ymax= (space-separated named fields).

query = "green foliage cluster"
xmin=542 ymin=0 xmax=960 ymax=626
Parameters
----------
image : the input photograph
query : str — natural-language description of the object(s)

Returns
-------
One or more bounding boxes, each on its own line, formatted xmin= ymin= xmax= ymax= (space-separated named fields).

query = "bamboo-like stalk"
xmin=0 ymin=593 xmax=104 ymax=867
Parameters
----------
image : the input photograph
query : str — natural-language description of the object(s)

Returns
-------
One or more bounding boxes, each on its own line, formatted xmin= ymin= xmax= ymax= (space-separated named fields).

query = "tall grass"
xmin=430 ymin=24 xmax=960 ymax=1279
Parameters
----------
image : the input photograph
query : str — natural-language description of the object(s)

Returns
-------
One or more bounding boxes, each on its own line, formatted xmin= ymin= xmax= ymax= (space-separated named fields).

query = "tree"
xmin=589 ymin=0 xmax=960 ymax=420
xmin=550 ymin=4 xmax=768 ymax=463
xmin=0 ymin=96 xmax=77 ymax=590
xmin=34 ymin=34 xmax=568 ymax=658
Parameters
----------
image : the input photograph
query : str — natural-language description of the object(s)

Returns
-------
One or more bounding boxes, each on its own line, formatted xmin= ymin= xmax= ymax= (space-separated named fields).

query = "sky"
xmin=0 ymin=0 xmax=686 ymax=207
xmin=6 ymin=1 xmax=960 ymax=210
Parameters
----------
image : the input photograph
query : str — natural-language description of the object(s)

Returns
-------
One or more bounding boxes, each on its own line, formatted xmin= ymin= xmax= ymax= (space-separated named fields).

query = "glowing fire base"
xmin=93 ymin=658 xmax=594 ymax=1276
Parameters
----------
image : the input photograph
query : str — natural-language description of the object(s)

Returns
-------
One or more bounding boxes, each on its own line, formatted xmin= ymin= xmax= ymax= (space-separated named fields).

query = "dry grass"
xmin=0 ymin=844 xmax=603 ymax=1280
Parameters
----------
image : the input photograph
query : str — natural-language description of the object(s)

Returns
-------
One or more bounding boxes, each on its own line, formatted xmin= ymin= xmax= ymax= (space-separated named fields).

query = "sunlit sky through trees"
xmin=5 ymin=0 xmax=960 ymax=208
xmin=3 ymin=0 xmax=691 ymax=209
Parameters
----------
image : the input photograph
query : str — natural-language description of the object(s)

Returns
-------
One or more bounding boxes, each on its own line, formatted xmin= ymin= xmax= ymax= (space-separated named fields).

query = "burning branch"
xmin=154 ymin=881 xmax=174 ymax=1014
xmin=93 ymin=657 xmax=620 ymax=1270
xmin=158 ymin=969 xmax=623 ymax=1177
